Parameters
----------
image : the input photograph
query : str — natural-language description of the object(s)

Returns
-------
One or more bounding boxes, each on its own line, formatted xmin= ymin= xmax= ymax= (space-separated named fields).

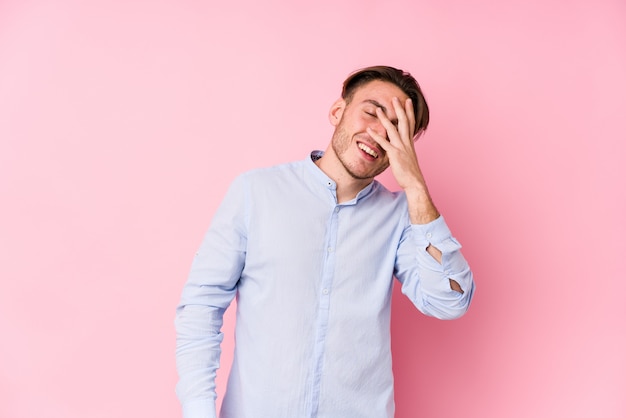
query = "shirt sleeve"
xmin=175 ymin=174 xmax=249 ymax=418
xmin=394 ymin=215 xmax=475 ymax=320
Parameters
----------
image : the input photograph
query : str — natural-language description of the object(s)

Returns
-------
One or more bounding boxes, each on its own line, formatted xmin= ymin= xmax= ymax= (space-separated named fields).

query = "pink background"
xmin=1 ymin=0 xmax=625 ymax=417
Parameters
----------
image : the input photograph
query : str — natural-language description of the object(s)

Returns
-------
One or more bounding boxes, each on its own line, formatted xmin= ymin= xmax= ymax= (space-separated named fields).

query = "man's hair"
xmin=342 ymin=65 xmax=430 ymax=134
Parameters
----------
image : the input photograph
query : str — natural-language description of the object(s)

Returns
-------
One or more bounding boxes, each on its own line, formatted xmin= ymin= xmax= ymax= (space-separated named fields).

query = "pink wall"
xmin=1 ymin=0 xmax=624 ymax=417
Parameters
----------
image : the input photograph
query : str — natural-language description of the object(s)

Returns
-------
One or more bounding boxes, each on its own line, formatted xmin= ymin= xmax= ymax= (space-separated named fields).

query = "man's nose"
xmin=369 ymin=119 xmax=388 ymax=141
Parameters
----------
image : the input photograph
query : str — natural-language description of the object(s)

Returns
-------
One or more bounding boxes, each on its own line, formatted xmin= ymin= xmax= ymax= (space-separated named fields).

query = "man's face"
xmin=329 ymin=80 xmax=409 ymax=180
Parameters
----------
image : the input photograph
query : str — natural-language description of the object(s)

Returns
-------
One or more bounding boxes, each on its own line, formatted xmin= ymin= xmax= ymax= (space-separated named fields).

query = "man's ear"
xmin=328 ymin=98 xmax=345 ymax=127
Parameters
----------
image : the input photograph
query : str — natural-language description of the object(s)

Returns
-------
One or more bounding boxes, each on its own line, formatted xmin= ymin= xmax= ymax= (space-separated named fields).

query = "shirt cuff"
xmin=411 ymin=215 xmax=463 ymax=255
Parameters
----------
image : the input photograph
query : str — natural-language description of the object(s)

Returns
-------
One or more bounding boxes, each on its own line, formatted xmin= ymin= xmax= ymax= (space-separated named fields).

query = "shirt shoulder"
xmin=233 ymin=160 xmax=310 ymax=200
xmin=370 ymin=180 xmax=408 ymax=206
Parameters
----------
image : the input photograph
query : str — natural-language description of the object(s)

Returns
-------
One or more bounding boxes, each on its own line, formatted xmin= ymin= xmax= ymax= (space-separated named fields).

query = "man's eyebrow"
xmin=364 ymin=99 xmax=387 ymax=113
xmin=363 ymin=99 xmax=397 ymax=124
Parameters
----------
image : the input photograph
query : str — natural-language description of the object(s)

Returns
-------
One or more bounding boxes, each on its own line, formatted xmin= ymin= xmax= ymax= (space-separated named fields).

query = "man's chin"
xmin=348 ymin=166 xmax=388 ymax=180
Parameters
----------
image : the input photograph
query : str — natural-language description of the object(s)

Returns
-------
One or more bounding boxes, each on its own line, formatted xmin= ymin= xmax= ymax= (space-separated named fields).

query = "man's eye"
xmin=364 ymin=111 xmax=376 ymax=118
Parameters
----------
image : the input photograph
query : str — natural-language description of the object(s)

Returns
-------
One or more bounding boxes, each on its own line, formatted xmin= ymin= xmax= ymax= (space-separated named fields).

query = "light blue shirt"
xmin=176 ymin=151 xmax=475 ymax=418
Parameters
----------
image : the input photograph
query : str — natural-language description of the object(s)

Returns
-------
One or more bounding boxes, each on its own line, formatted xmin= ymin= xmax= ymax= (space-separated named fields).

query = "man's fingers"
xmin=375 ymin=107 xmax=401 ymax=146
xmin=405 ymin=98 xmax=416 ymax=138
xmin=392 ymin=97 xmax=411 ymax=142
xmin=366 ymin=127 xmax=391 ymax=151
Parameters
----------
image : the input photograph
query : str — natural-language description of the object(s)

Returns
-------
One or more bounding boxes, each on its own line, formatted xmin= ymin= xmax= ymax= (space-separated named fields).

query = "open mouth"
xmin=357 ymin=142 xmax=379 ymax=159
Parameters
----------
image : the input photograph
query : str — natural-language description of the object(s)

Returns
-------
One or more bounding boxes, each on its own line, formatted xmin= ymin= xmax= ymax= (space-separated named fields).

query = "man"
xmin=175 ymin=66 xmax=475 ymax=418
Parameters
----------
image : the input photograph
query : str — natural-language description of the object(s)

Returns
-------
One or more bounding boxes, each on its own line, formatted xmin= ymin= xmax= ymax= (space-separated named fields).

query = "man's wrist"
xmin=405 ymin=186 xmax=439 ymax=224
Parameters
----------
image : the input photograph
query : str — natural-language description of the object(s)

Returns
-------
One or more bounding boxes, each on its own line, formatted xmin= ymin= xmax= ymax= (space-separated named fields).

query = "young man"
xmin=175 ymin=66 xmax=475 ymax=418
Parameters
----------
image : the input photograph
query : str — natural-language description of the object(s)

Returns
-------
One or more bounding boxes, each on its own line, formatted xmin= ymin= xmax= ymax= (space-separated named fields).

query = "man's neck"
xmin=314 ymin=150 xmax=373 ymax=204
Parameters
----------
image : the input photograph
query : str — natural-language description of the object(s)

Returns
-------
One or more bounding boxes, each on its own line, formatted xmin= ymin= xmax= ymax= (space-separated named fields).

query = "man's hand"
xmin=367 ymin=97 xmax=439 ymax=225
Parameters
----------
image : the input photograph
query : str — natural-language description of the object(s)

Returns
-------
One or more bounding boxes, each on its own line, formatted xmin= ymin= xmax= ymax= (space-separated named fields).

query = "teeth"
xmin=358 ymin=143 xmax=378 ymax=158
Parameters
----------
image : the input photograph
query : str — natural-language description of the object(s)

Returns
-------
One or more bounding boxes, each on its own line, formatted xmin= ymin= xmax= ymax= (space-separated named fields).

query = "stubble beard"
xmin=331 ymin=126 xmax=389 ymax=180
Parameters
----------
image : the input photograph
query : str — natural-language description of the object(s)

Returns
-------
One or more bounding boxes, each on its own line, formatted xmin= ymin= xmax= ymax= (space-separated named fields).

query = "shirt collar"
xmin=305 ymin=151 xmax=378 ymax=204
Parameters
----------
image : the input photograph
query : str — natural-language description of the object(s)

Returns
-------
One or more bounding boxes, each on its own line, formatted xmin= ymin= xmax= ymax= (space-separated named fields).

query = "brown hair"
xmin=342 ymin=65 xmax=430 ymax=134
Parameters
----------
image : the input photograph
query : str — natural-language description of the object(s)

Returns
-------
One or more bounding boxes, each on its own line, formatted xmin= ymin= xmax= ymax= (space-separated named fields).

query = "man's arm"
xmin=369 ymin=97 xmax=474 ymax=316
xmin=175 ymin=175 xmax=248 ymax=418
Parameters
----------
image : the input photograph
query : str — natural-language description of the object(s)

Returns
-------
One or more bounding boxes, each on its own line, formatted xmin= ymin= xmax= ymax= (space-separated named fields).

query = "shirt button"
xmin=327 ymin=247 xmax=333 ymax=252
xmin=334 ymin=207 xmax=339 ymax=213
xmin=322 ymin=288 xmax=329 ymax=295
xmin=426 ymin=233 xmax=432 ymax=239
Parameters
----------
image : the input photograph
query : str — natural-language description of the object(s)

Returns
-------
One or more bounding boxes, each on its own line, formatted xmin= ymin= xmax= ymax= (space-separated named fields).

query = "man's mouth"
xmin=358 ymin=142 xmax=379 ymax=159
